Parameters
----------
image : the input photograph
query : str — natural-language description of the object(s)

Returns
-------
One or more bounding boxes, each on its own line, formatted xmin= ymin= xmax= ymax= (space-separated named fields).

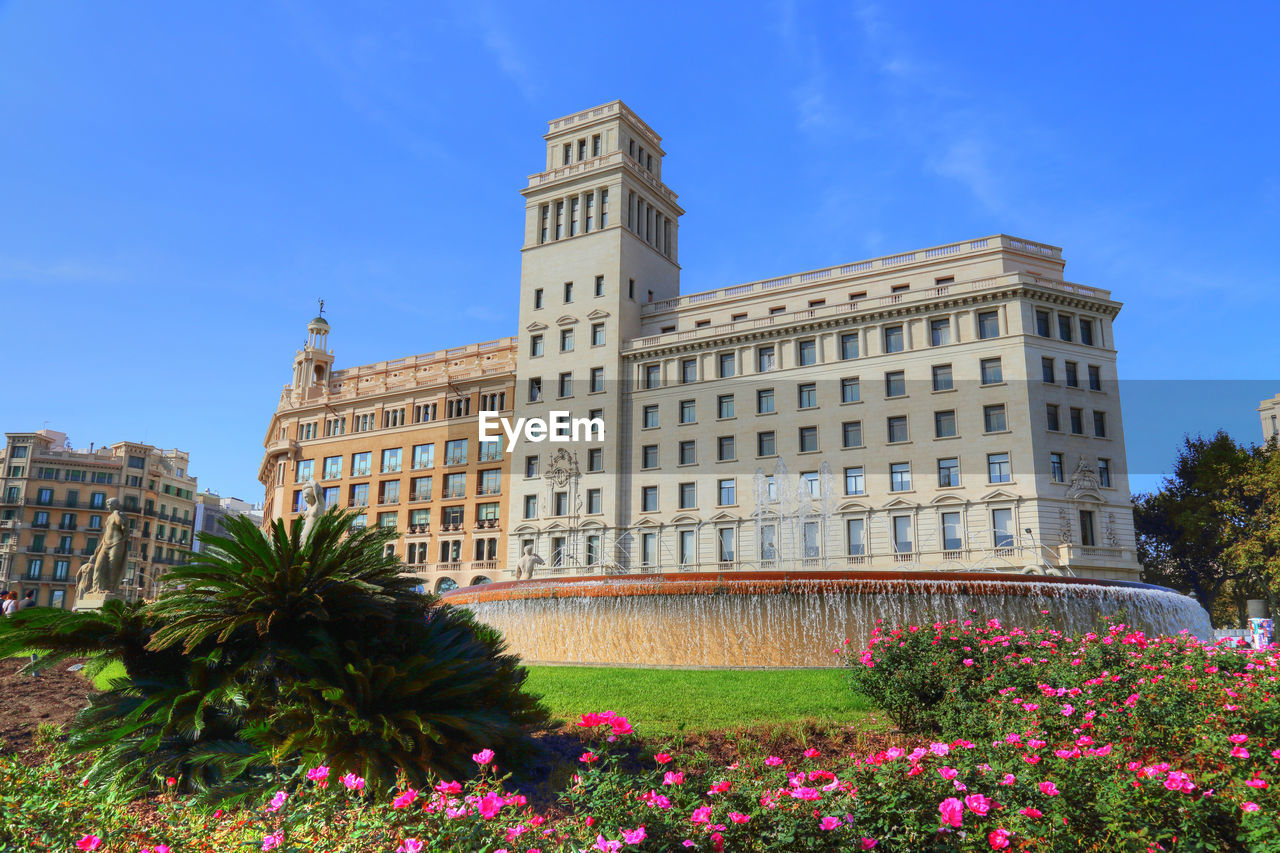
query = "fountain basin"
xmin=441 ymin=571 xmax=1213 ymax=668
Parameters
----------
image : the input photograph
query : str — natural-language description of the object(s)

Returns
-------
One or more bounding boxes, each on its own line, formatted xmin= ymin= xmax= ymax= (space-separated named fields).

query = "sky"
xmin=1 ymin=1 xmax=1277 ymax=501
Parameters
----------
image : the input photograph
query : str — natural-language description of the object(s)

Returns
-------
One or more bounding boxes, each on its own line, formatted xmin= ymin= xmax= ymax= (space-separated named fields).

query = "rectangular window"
xmin=797 ymin=339 xmax=817 ymax=366
xmin=930 ymin=318 xmax=951 ymax=346
xmin=534 ymin=288 xmax=544 ymax=309
xmin=641 ymin=485 xmax=658 ymax=512
xmin=718 ymin=478 xmax=736 ymax=506
xmin=587 ymin=447 xmax=603 ymax=472
xmin=589 ymin=367 xmax=605 ymax=393
xmin=678 ymin=529 xmax=695 ymax=566
xmin=757 ymin=388 xmax=775 ymax=414
xmin=564 ymin=281 xmax=574 ymax=303
xmin=718 ymin=352 xmax=736 ymax=378
xmin=381 ymin=448 xmax=402 ymax=473
xmin=641 ymin=532 xmax=656 ymax=565
xmin=717 ymin=394 xmax=734 ymax=419
xmin=935 ymin=410 xmax=957 ymax=438
xmin=644 ymin=364 xmax=660 ymax=388
xmin=553 ymin=492 xmax=568 ymax=516
xmin=1093 ymin=411 xmax=1107 ymax=437
xmin=883 ymin=325 xmax=904 ymax=353
xmin=932 ymin=364 xmax=953 ymax=391
xmin=980 ymin=357 xmax=1003 ymax=385
xmin=938 ymin=457 xmax=960 ymax=487
xmin=678 ymin=482 xmax=696 ymax=509
xmin=379 ymin=480 xmax=400 ymax=504
xmin=881 ymin=371 xmax=906 ymax=399
xmin=529 ymin=377 xmax=542 ymax=402
xmin=798 ymin=383 xmax=817 ymax=408
xmin=295 ymin=459 xmax=314 ymax=484
xmin=444 ymin=439 xmax=468 ymax=466
xmin=757 ymin=346 xmax=776 ymax=372
xmin=641 ymin=445 xmax=658 ymax=469
xmin=323 ymin=456 xmax=342 ymax=479
xmin=351 ymin=452 xmax=371 ymax=477
xmin=1041 ymin=359 xmax=1056 ymax=386
xmin=411 ymin=476 xmax=433 ymax=501
xmin=977 ymin=310 xmax=1000 ymax=339
xmin=842 ymin=421 xmax=863 ymax=448
xmin=594 ymin=274 xmax=604 ymax=296
xmin=1098 ymin=458 xmax=1111 ymax=487
xmin=679 ymin=400 xmax=696 ymax=424
xmin=802 ymin=520 xmax=820 ymax=557
xmin=642 ymin=405 xmax=659 ymax=428
xmin=988 ymin=452 xmax=1011 ymax=483
xmin=1088 ymin=365 xmax=1101 ymax=391
xmin=1047 ymin=403 xmax=1060 ymax=431
xmin=679 ymin=440 xmax=696 ymax=465
xmin=1059 ymin=315 xmax=1073 ymax=342
xmin=443 ymin=473 xmax=466 ymax=499
xmin=984 ymin=404 xmax=1007 ymax=433
xmin=410 ymin=443 xmax=434 ymax=470
xmin=523 ymin=495 xmax=538 ymax=519
xmin=941 ymin=511 xmax=963 ymax=551
xmin=717 ymin=527 xmax=735 ymax=562
xmin=841 ymin=377 xmax=860 ymax=403
xmin=844 ymin=466 xmax=865 ymax=495
xmin=1080 ymin=318 xmax=1095 ymax=346
xmin=587 ymin=488 xmax=602 ymax=514
xmin=892 ymin=515 xmax=913 ymax=553
xmin=558 ymin=372 xmax=573 ymax=398
xmin=349 ymin=483 xmax=369 ymax=507
xmin=1070 ymin=407 xmax=1084 ymax=434
xmin=681 ymin=358 xmax=697 ymax=384
xmin=887 ymin=416 xmax=908 ymax=443
xmin=840 ymin=332 xmax=859 ymax=360
xmin=1079 ymin=510 xmax=1096 ymax=546
xmin=591 ymin=322 xmax=605 ymax=346
xmin=1035 ymin=309 xmax=1052 ymax=337
xmin=846 ymin=518 xmax=866 ymax=556
xmin=560 ymin=328 xmax=575 ymax=352
xmin=993 ymin=508 xmax=1015 ymax=548
xmin=890 ymin=462 xmax=912 ymax=492
xmin=758 ymin=431 xmax=776 ymax=457
xmin=530 ymin=335 xmax=544 ymax=358
xmin=798 ymin=426 xmax=818 ymax=453
xmin=717 ymin=435 xmax=735 ymax=461
xmin=1065 ymin=361 xmax=1078 ymax=387
xmin=1050 ymin=452 xmax=1064 ymax=483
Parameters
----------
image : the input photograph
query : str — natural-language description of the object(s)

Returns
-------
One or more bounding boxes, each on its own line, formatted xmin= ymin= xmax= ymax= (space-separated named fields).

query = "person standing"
xmin=1 ymin=591 xmax=17 ymax=617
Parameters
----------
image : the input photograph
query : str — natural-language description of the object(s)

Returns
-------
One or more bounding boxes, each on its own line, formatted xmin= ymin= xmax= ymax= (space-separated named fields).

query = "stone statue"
xmin=1068 ymin=456 xmax=1100 ymax=496
xmin=299 ymin=479 xmax=324 ymax=542
xmin=515 ymin=545 xmax=544 ymax=581
xmin=80 ymin=498 xmax=129 ymax=597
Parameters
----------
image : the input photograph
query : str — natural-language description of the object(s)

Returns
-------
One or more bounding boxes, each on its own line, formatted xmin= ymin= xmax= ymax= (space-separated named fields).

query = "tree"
xmin=1217 ymin=436 xmax=1280 ymax=619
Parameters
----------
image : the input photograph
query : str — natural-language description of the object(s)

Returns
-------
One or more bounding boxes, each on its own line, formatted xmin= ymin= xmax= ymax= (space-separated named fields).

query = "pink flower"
xmin=306 ymin=765 xmax=329 ymax=786
xmin=397 ymin=840 xmax=424 ymax=853
xmin=988 ymin=828 xmax=1012 ymax=849
xmin=765 ymin=755 xmax=784 ymax=766
xmin=392 ymin=789 xmax=418 ymax=809
xmin=999 ymin=773 xmax=1017 ymax=786
xmin=929 ymin=742 xmax=951 ymax=757
xmin=341 ymin=772 xmax=365 ymax=791
xmin=690 ymin=806 xmax=712 ymax=824
xmin=938 ymin=766 xmax=958 ymax=780
xmin=663 ymin=771 xmax=685 ymax=786
xmin=963 ymin=659 xmax=974 ymax=667
xmin=939 ymin=797 xmax=964 ymax=828
xmin=729 ymin=812 xmax=750 ymax=824
xmin=965 ymin=793 xmax=992 ymax=816
xmin=154 ymin=847 xmax=171 ymax=853
xmin=476 ymin=791 xmax=504 ymax=820
xmin=1246 ymin=777 xmax=1268 ymax=789
xmin=75 ymin=837 xmax=102 ymax=851
xmin=1231 ymin=746 xmax=1251 ymax=759
xmin=165 ymin=777 xmax=177 ymax=787
xmin=1228 ymin=734 xmax=1249 ymax=744
xmin=265 ymin=790 xmax=287 ymax=812
xmin=803 ymin=747 xmax=821 ymax=758
xmin=819 ymin=816 xmax=842 ymax=830
xmin=622 ymin=827 xmax=647 ymax=844
xmin=473 ymin=748 xmax=496 ymax=765
xmin=708 ymin=779 xmax=731 ymax=794
xmin=1242 ymin=802 xmax=1260 ymax=812
xmin=580 ymin=751 xmax=599 ymax=764
xmin=610 ymin=717 xmax=634 ymax=736
xmin=1271 ymin=749 xmax=1280 ymax=760
xmin=1061 ymin=704 xmax=1074 ymax=716
xmin=860 ymin=839 xmax=878 ymax=850
xmin=434 ymin=780 xmax=463 ymax=794
xmin=1038 ymin=781 xmax=1060 ymax=797
xmin=261 ymin=832 xmax=283 ymax=852
xmin=1020 ymin=807 xmax=1043 ymax=818
xmin=1164 ymin=771 xmax=1195 ymax=793
xmin=594 ymin=836 xmax=622 ymax=853
xmin=654 ymin=753 xmax=672 ymax=764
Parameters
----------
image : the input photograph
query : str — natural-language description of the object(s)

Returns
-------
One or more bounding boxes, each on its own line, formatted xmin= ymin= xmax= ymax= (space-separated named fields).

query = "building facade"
xmin=0 ymin=429 xmax=197 ymax=606
xmin=261 ymin=100 xmax=1141 ymax=585
xmin=1259 ymin=393 xmax=1280 ymax=442
xmin=193 ymin=491 xmax=264 ymax=552
xmin=258 ymin=315 xmax=517 ymax=592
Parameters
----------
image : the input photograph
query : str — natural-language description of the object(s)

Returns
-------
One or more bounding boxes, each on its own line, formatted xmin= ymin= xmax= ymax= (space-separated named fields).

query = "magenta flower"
xmin=397 ymin=840 xmax=424 ymax=853
xmin=938 ymin=766 xmax=958 ymax=780
xmin=594 ymin=836 xmax=622 ymax=853
xmin=265 ymin=790 xmax=287 ymax=812
xmin=261 ymin=832 xmax=283 ymax=852
xmin=1242 ymin=802 xmax=1260 ymax=812
xmin=1038 ymin=781 xmax=1061 ymax=796
xmin=962 ymin=659 xmax=975 ymax=667
xmin=728 ymin=812 xmax=750 ymax=824
xmin=1228 ymin=734 xmax=1249 ymax=744
xmin=654 ymin=753 xmax=673 ymax=764
xmin=939 ymin=797 xmax=964 ymax=827
xmin=1020 ymin=807 xmax=1043 ymax=818
xmin=999 ymin=773 xmax=1017 ymax=786
xmin=341 ymin=772 xmax=365 ymax=791
xmin=988 ymin=828 xmax=1012 ymax=849
xmin=765 ymin=755 xmax=784 ymax=766
xmin=477 ymin=791 xmax=505 ymax=820
xmin=860 ymin=839 xmax=878 ymax=850
xmin=392 ymin=788 xmax=418 ymax=809
xmin=819 ymin=816 xmax=842 ymax=830
xmin=580 ymin=751 xmax=599 ymax=764
xmin=965 ymin=793 xmax=992 ymax=816
xmin=803 ymin=747 xmax=821 ymax=758
xmin=1231 ymin=746 xmax=1251 ymax=759
xmin=306 ymin=765 xmax=329 ymax=786
xmin=75 ymin=836 xmax=102 ymax=851
xmin=473 ymin=748 xmax=496 ymax=765
xmin=663 ymin=771 xmax=685 ymax=786
xmin=690 ymin=806 xmax=712 ymax=824
xmin=622 ymin=826 xmax=647 ymax=844
xmin=1245 ymin=777 xmax=1268 ymax=789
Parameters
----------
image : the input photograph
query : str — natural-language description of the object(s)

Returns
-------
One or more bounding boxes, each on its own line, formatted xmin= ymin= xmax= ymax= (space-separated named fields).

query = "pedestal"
xmin=72 ymin=591 xmax=124 ymax=612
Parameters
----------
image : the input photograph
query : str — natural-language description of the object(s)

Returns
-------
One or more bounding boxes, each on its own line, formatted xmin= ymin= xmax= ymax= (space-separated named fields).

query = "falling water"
xmin=450 ymin=575 xmax=1214 ymax=668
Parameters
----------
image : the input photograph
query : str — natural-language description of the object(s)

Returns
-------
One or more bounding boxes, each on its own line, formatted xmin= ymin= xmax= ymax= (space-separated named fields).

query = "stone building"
xmin=0 ymin=429 xmax=197 ymax=606
xmin=258 ymin=314 xmax=516 ymax=592
xmin=192 ymin=491 xmax=263 ymax=552
xmin=1259 ymin=393 xmax=1280 ymax=442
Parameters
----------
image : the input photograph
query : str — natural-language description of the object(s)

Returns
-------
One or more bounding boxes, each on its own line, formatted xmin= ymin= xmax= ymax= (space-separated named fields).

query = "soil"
xmin=0 ymin=657 xmax=97 ymax=758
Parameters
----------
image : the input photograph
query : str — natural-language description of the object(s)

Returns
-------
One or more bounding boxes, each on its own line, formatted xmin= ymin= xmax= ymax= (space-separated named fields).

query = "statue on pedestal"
xmin=75 ymin=497 xmax=129 ymax=608
xmin=299 ymin=479 xmax=324 ymax=543
xmin=515 ymin=545 xmax=544 ymax=581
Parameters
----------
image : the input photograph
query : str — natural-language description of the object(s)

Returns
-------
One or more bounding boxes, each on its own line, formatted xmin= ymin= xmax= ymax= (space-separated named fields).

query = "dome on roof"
xmin=309 ymin=316 xmax=329 ymax=327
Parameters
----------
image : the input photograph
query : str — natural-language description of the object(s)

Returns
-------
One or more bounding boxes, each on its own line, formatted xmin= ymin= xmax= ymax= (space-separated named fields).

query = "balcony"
xmin=31 ymin=521 xmax=49 ymax=529
xmin=25 ymin=545 xmax=46 ymax=554
xmin=407 ymin=523 xmax=431 ymax=535
xmin=63 ymin=499 xmax=79 ymax=508
xmin=53 ymin=547 xmax=74 ymax=555
xmin=410 ymin=493 xmax=432 ymax=503
xmin=477 ymin=450 xmax=503 ymax=463
xmin=439 ymin=523 xmax=464 ymax=533
xmin=377 ymin=495 xmax=400 ymax=505
xmin=442 ymin=488 xmax=466 ymax=500
xmin=58 ymin=523 xmax=77 ymax=531
xmin=444 ymin=456 xmax=468 ymax=467
xmin=0 ymin=495 xmax=24 ymax=506
xmin=79 ymin=548 xmax=95 ymax=556
xmin=349 ymin=499 xmax=369 ymax=508
xmin=476 ymin=486 xmax=502 ymax=496
xmin=474 ymin=518 xmax=500 ymax=530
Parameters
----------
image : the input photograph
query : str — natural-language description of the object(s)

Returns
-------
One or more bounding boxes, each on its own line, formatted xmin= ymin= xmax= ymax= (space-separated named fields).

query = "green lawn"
xmin=524 ymin=665 xmax=874 ymax=737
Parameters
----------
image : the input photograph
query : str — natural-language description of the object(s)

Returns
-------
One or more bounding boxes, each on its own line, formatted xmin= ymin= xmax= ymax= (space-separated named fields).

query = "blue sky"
xmin=2 ymin=1 xmax=1277 ymax=500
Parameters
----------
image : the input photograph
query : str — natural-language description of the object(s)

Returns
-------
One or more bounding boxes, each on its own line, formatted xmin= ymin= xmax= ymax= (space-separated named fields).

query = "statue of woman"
xmin=83 ymin=497 xmax=129 ymax=594
xmin=299 ymin=479 xmax=324 ymax=543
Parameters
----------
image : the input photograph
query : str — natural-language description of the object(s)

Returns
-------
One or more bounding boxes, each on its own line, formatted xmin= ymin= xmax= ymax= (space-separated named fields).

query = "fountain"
xmin=442 ymin=465 xmax=1213 ymax=667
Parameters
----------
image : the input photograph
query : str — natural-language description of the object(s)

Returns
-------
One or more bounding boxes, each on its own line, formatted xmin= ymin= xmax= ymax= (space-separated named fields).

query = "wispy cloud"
xmin=776 ymin=0 xmax=840 ymax=136
xmin=461 ymin=1 xmax=540 ymax=102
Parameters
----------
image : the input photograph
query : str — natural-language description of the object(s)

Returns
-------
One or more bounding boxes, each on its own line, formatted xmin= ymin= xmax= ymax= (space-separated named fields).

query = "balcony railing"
xmin=443 ymin=488 xmax=467 ymax=500
xmin=410 ymin=492 xmax=432 ymax=503
xmin=407 ymin=524 xmax=431 ymax=535
xmin=377 ymin=495 xmax=400 ymax=505
xmin=58 ymin=523 xmax=77 ymax=531
xmin=31 ymin=521 xmax=49 ymax=529
xmin=26 ymin=545 xmax=46 ymax=553
xmin=474 ymin=518 xmax=500 ymax=530
xmin=476 ymin=486 xmax=502 ymax=496
xmin=53 ymin=547 xmax=74 ymax=555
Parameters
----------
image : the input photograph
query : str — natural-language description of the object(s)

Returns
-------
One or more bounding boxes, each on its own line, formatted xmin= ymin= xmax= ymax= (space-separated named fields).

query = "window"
xmin=640 ymin=532 xmax=656 ymax=566
xmin=757 ymin=346 xmax=776 ymax=372
xmin=984 ymin=404 xmax=1007 ymax=433
xmin=980 ymin=357 xmax=1003 ymax=385
xmin=887 ymin=416 xmax=909 ymax=443
xmin=678 ymin=529 xmax=695 ymax=566
xmin=1070 ymin=408 xmax=1084 ymax=434
xmin=798 ymin=383 xmax=817 ymax=408
xmin=880 ymin=373 xmax=906 ymax=401
xmin=938 ymin=457 xmax=960 ymax=487
xmin=892 ymin=516 xmax=912 ymax=553
xmin=534 ymin=288 xmax=544 ymax=309
xmin=351 ymin=452 xmax=371 ymax=476
xmin=1058 ymin=315 xmax=1073 ymax=342
xmin=718 ymin=352 xmax=736 ymax=378
xmin=715 ymin=527 xmax=734 ymax=562
xmin=846 ymin=518 xmax=866 ymax=556
xmin=890 ymin=462 xmax=912 ymax=492
xmin=717 ymin=436 xmax=735 ymax=461
xmin=929 ymin=318 xmax=951 ymax=347
xmin=644 ymin=364 xmax=660 ymax=388
xmin=798 ymin=426 xmax=819 ymax=453
xmin=587 ymin=447 xmax=603 ymax=472
xmin=935 ymin=410 xmax=957 ymax=438
xmin=641 ymin=445 xmax=658 ymax=469
xmin=841 ymin=377 xmax=860 ymax=403
xmin=977 ymin=310 xmax=1000 ymax=339
xmin=717 ymin=394 xmax=734 ymax=419
xmin=1035 ymin=309 xmax=1051 ymax=337
xmin=678 ymin=482 xmax=696 ymax=509
xmin=757 ymin=388 xmax=775 ymax=414
xmin=840 ymin=332 xmax=859 ymax=360
xmin=323 ymin=456 xmax=342 ymax=480
xmin=758 ymin=431 xmax=776 ymax=457
xmin=523 ymin=495 xmax=537 ymax=519
xmin=295 ymin=459 xmax=314 ymax=484
xmin=443 ymin=473 xmax=467 ymax=499
xmin=988 ymin=452 xmax=1011 ymax=483
xmin=411 ymin=476 xmax=432 ymax=501
xmin=677 ymin=358 xmax=696 ymax=384
xmin=1079 ymin=318 xmax=1095 ymax=346
xmin=1088 ymin=365 xmax=1102 ymax=391
xmin=642 ymin=405 xmax=659 ymax=428
xmin=349 ymin=483 xmax=369 ymax=507
xmin=1047 ymin=404 xmax=1061 ymax=431
xmin=1042 ymin=357 xmax=1055 ymax=384
xmin=589 ymin=367 xmax=605 ymax=393
xmin=1093 ymin=411 xmax=1107 ymax=437
xmin=558 ymin=372 xmax=573 ymax=398
xmin=90 ymin=491 xmax=106 ymax=508
xmin=718 ymin=478 xmax=736 ymax=506
xmin=1050 ymin=452 xmax=1064 ymax=483
xmin=563 ymin=281 xmax=574 ymax=303
xmin=587 ymin=488 xmax=602 ymax=514
xmin=560 ymin=328 xmax=574 ymax=352
xmin=993 ymin=508 xmax=1015 ymax=548
xmin=444 ymin=439 xmax=468 ymax=465
xmin=679 ymin=400 xmax=696 ymax=423
xmin=410 ymin=443 xmax=435 ymax=470
xmin=932 ymin=364 xmax=953 ymax=391
xmin=641 ymin=485 xmax=658 ymax=512
xmin=941 ymin=511 xmax=963 ymax=551
xmin=842 ymin=421 xmax=863 ymax=448
xmin=1065 ymin=361 xmax=1078 ymax=387
xmin=1079 ymin=510 xmax=1096 ymax=546
xmin=594 ymin=274 xmax=605 ymax=296
xmin=1098 ymin=458 xmax=1112 ymax=487
xmin=844 ymin=466 xmax=865 ymax=495
xmin=797 ymin=339 xmax=816 ymax=366
xmin=591 ymin=322 xmax=605 ymax=346
xmin=553 ymin=491 xmax=568 ymax=516
xmin=528 ymin=377 xmax=542 ymax=402
xmin=381 ymin=448 xmax=402 ymax=473
xmin=883 ymin=325 xmax=904 ymax=353
xmin=679 ymin=440 xmax=697 ymax=465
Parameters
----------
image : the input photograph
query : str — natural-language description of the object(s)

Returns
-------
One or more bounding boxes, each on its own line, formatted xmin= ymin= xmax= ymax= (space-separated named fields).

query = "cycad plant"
xmin=0 ymin=508 xmax=548 ymax=802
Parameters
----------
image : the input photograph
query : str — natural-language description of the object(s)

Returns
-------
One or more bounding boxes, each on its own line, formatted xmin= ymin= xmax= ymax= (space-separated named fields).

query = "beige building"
xmin=258 ymin=315 xmax=517 ymax=593
xmin=1259 ymin=393 xmax=1280 ymax=442
xmin=0 ymin=429 xmax=197 ymax=606
xmin=505 ymin=101 xmax=1139 ymax=581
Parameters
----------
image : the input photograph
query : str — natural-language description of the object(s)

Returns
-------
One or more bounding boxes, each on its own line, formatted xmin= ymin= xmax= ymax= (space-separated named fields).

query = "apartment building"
xmin=0 ymin=429 xmax=197 ymax=606
xmin=192 ymin=491 xmax=264 ymax=552
xmin=258 ymin=314 xmax=516 ymax=592
xmin=1260 ymin=393 xmax=1280 ymax=442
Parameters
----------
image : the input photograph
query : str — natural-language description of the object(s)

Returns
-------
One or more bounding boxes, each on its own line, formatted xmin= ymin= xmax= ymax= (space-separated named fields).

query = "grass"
xmin=524 ymin=665 xmax=876 ymax=737
xmin=91 ymin=659 xmax=126 ymax=689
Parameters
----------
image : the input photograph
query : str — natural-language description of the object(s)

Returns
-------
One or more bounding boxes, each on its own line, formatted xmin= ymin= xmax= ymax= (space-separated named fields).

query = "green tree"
xmin=1217 ymin=436 xmax=1280 ymax=618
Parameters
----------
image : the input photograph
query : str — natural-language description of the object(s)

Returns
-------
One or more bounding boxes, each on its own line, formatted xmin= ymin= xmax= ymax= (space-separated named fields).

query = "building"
xmin=262 ymin=100 xmax=1141 ymax=584
xmin=192 ymin=491 xmax=263 ymax=552
xmin=0 ymin=429 xmax=197 ymax=606
xmin=258 ymin=314 xmax=517 ymax=592
xmin=1259 ymin=393 xmax=1280 ymax=442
